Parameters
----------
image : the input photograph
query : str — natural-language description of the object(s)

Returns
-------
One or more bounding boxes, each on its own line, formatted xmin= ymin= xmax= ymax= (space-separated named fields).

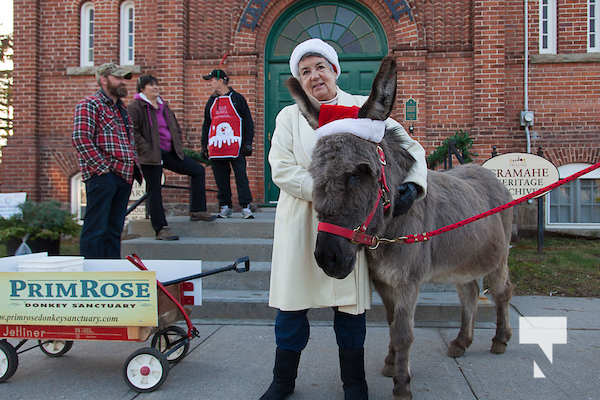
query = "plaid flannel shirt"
xmin=72 ymin=90 xmax=138 ymax=184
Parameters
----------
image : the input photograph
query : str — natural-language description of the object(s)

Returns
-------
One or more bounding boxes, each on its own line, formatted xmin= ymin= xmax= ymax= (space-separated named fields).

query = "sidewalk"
xmin=2 ymin=296 xmax=599 ymax=400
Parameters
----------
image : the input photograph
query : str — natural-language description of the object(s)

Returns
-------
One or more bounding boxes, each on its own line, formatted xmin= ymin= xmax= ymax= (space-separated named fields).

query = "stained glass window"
xmin=274 ymin=4 xmax=381 ymax=57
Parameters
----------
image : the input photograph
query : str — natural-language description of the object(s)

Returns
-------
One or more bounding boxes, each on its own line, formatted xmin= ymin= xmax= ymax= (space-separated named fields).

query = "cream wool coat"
xmin=268 ymin=89 xmax=427 ymax=315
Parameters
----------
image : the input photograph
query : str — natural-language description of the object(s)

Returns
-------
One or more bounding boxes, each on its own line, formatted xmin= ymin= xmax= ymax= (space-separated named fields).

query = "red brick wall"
xmin=3 ymin=0 xmax=41 ymax=199
xmin=2 ymin=0 xmax=598 ymax=211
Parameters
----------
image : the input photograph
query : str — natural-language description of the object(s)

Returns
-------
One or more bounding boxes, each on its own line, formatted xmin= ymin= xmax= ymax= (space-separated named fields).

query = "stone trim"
xmin=530 ymin=53 xmax=600 ymax=64
xmin=66 ymin=65 xmax=142 ymax=76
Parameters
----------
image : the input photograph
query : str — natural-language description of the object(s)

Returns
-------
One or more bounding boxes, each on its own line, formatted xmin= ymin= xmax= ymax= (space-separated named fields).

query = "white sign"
xmin=0 ymin=192 xmax=27 ymax=218
xmin=130 ymin=179 xmax=146 ymax=201
xmin=482 ymin=153 xmax=559 ymax=199
xmin=519 ymin=316 xmax=567 ymax=378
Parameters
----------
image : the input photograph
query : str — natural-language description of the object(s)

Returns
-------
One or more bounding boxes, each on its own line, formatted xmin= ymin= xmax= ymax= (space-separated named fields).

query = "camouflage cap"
xmin=95 ymin=63 xmax=133 ymax=80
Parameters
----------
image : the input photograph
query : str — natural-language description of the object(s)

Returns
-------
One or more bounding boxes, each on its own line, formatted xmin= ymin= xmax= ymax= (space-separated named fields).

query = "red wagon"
xmin=0 ymin=254 xmax=250 ymax=392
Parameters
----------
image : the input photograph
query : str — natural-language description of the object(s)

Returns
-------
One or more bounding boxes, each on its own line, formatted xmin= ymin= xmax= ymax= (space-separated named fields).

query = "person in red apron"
xmin=201 ymin=69 xmax=254 ymax=219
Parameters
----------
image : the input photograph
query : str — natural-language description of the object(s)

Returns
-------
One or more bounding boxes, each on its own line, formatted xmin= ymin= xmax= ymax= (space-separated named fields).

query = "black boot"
xmin=259 ymin=348 xmax=301 ymax=400
xmin=339 ymin=347 xmax=368 ymax=400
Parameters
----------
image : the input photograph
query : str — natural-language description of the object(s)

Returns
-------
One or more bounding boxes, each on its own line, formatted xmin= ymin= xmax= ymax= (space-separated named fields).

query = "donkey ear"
xmin=285 ymin=77 xmax=321 ymax=130
xmin=357 ymin=56 xmax=397 ymax=121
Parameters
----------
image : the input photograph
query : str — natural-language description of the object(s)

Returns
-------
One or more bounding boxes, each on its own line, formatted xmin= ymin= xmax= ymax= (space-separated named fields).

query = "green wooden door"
xmin=264 ymin=1 xmax=387 ymax=203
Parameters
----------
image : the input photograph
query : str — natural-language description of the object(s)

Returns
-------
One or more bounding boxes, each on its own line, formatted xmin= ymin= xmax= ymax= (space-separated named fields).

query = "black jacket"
xmin=201 ymin=88 xmax=254 ymax=157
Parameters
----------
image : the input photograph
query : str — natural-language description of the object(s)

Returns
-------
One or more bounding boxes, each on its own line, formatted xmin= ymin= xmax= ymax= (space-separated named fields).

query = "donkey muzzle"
xmin=314 ymin=231 xmax=356 ymax=279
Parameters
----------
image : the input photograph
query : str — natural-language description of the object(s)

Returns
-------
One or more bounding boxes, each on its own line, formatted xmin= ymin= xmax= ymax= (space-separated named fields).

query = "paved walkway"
xmin=2 ymin=296 xmax=599 ymax=400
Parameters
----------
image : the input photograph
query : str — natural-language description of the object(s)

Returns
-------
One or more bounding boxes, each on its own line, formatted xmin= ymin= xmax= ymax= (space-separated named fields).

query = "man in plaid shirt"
xmin=72 ymin=62 xmax=141 ymax=259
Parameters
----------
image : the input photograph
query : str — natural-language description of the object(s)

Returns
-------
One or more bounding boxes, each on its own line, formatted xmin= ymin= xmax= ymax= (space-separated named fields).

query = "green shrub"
xmin=426 ymin=130 xmax=475 ymax=169
xmin=0 ymin=200 xmax=81 ymax=241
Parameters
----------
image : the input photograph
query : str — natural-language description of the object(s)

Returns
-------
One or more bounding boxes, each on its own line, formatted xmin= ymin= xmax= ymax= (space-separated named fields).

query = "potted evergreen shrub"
xmin=0 ymin=200 xmax=81 ymax=256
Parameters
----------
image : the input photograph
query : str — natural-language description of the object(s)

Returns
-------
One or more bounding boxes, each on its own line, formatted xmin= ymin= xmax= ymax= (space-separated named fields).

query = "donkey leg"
xmin=447 ymin=280 xmax=479 ymax=358
xmin=373 ymin=280 xmax=396 ymax=377
xmin=486 ymin=259 xmax=514 ymax=354
xmin=390 ymin=285 xmax=418 ymax=400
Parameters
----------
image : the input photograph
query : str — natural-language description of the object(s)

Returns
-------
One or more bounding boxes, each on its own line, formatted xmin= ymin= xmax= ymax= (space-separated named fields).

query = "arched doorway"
xmin=264 ymin=1 xmax=388 ymax=203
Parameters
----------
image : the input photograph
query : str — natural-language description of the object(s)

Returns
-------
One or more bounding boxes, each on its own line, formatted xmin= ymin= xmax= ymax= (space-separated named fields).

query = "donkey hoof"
xmin=491 ymin=339 xmax=507 ymax=354
xmin=393 ymin=390 xmax=413 ymax=400
xmin=447 ymin=340 xmax=466 ymax=358
xmin=381 ymin=363 xmax=395 ymax=377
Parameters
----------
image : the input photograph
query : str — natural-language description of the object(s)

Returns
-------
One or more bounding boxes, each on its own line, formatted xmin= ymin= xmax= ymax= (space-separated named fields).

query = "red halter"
xmin=317 ymin=145 xmax=391 ymax=249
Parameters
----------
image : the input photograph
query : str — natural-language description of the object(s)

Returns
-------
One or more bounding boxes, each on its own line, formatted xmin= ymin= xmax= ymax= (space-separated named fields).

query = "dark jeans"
xmin=80 ymin=172 xmax=132 ymax=259
xmin=275 ymin=308 xmax=366 ymax=352
xmin=142 ymin=150 xmax=208 ymax=233
xmin=211 ymin=156 xmax=252 ymax=208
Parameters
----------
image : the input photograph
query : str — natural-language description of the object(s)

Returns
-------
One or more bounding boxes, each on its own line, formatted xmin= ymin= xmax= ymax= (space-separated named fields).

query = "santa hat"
xmin=315 ymin=104 xmax=386 ymax=143
xmin=290 ymin=38 xmax=341 ymax=79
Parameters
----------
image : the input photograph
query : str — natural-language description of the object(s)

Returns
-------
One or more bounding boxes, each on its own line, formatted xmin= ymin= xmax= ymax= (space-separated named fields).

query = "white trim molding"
xmin=120 ymin=1 xmax=135 ymax=65
xmin=546 ymin=163 xmax=600 ymax=230
xmin=539 ymin=0 xmax=557 ymax=54
xmin=80 ymin=2 xmax=94 ymax=67
xmin=589 ymin=0 xmax=600 ymax=52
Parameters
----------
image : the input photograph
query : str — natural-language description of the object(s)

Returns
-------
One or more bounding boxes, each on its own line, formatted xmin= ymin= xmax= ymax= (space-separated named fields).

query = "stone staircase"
xmin=121 ymin=209 xmax=495 ymax=326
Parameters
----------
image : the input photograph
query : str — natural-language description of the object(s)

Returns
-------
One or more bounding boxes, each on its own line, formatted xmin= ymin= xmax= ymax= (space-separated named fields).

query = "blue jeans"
xmin=80 ymin=172 xmax=132 ymax=259
xmin=275 ymin=308 xmax=366 ymax=352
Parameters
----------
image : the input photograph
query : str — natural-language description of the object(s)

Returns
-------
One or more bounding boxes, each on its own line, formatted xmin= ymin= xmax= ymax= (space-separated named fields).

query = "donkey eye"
xmin=347 ymin=174 xmax=360 ymax=186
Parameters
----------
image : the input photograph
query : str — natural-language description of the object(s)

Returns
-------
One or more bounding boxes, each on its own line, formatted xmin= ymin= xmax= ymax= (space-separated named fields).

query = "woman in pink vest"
xmin=128 ymin=75 xmax=216 ymax=241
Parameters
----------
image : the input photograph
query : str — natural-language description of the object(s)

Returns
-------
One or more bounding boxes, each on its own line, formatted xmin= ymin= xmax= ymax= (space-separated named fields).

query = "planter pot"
xmin=5 ymin=237 xmax=61 ymax=256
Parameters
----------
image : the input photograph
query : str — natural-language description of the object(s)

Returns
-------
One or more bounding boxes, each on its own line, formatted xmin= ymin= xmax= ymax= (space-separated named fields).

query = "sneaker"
xmin=156 ymin=226 xmax=179 ymax=241
xmin=241 ymin=207 xmax=254 ymax=219
xmin=217 ymin=205 xmax=233 ymax=218
xmin=190 ymin=211 xmax=217 ymax=222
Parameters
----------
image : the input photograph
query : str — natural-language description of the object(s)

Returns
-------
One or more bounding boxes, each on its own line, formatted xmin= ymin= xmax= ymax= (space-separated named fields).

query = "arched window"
xmin=272 ymin=4 xmax=383 ymax=57
xmin=70 ymin=172 xmax=86 ymax=221
xmin=539 ymin=0 xmax=557 ymax=54
xmin=120 ymin=1 xmax=135 ymax=65
xmin=547 ymin=164 xmax=600 ymax=227
xmin=589 ymin=0 xmax=599 ymax=52
xmin=80 ymin=2 xmax=95 ymax=67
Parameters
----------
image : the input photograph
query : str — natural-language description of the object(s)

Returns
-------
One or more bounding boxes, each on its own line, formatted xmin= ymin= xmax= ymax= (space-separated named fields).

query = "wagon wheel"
xmin=123 ymin=347 xmax=169 ymax=393
xmin=151 ymin=325 xmax=190 ymax=364
xmin=0 ymin=340 xmax=18 ymax=382
xmin=38 ymin=340 xmax=74 ymax=357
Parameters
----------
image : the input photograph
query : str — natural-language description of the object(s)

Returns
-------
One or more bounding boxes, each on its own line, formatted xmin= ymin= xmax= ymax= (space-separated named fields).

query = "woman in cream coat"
xmin=260 ymin=39 xmax=427 ymax=400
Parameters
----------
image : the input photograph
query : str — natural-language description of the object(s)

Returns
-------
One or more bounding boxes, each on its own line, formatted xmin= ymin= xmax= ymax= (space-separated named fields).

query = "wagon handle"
xmin=126 ymin=253 xmax=195 ymax=337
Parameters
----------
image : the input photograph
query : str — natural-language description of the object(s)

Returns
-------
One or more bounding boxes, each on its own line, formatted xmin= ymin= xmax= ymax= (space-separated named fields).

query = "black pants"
xmin=141 ymin=150 xmax=208 ymax=233
xmin=80 ymin=172 xmax=132 ymax=259
xmin=211 ymin=156 xmax=253 ymax=208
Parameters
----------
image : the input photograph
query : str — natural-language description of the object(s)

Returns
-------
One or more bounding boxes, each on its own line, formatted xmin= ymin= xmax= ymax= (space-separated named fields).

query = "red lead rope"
xmin=318 ymin=160 xmax=600 ymax=248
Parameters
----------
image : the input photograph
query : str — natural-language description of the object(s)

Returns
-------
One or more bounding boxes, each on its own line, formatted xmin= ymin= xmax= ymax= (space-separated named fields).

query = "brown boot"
xmin=156 ymin=226 xmax=179 ymax=241
xmin=190 ymin=211 xmax=217 ymax=221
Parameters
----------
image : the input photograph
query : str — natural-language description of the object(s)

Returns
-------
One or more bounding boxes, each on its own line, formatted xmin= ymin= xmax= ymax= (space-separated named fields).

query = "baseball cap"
xmin=95 ymin=63 xmax=133 ymax=80
xmin=203 ymin=69 xmax=228 ymax=80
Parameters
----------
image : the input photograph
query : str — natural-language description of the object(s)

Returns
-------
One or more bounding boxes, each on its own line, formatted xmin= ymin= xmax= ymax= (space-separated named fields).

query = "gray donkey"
xmin=285 ymin=57 xmax=514 ymax=400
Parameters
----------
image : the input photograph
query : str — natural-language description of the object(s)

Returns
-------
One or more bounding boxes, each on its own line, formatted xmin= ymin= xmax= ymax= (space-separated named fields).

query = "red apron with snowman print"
xmin=207 ymin=94 xmax=242 ymax=158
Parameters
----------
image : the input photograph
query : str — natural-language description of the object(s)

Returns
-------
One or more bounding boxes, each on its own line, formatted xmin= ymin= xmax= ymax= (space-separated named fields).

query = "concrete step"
xmin=120 ymin=237 xmax=273 ymax=261
xmin=200 ymin=260 xmax=461 ymax=292
xmin=190 ymin=290 xmax=496 ymax=324
xmin=125 ymin=212 xmax=275 ymax=238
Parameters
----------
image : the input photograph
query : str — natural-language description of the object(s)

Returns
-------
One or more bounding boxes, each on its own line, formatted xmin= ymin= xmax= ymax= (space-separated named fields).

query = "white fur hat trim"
xmin=290 ymin=38 xmax=341 ymax=79
xmin=315 ymin=119 xmax=386 ymax=143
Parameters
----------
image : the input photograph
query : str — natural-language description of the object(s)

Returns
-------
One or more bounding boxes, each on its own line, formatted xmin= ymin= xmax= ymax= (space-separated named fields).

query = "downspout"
xmin=524 ymin=0 xmax=531 ymax=153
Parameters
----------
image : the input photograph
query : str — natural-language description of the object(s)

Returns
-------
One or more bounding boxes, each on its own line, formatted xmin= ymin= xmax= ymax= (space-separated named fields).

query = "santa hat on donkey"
xmin=315 ymin=104 xmax=386 ymax=144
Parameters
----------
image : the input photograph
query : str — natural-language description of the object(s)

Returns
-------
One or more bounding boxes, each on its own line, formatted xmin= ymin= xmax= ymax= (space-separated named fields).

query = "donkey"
xmin=285 ymin=57 xmax=514 ymax=399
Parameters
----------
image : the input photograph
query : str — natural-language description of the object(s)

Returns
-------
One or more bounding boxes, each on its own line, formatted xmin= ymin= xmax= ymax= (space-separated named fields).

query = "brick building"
xmin=1 ymin=0 xmax=599 ymax=233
